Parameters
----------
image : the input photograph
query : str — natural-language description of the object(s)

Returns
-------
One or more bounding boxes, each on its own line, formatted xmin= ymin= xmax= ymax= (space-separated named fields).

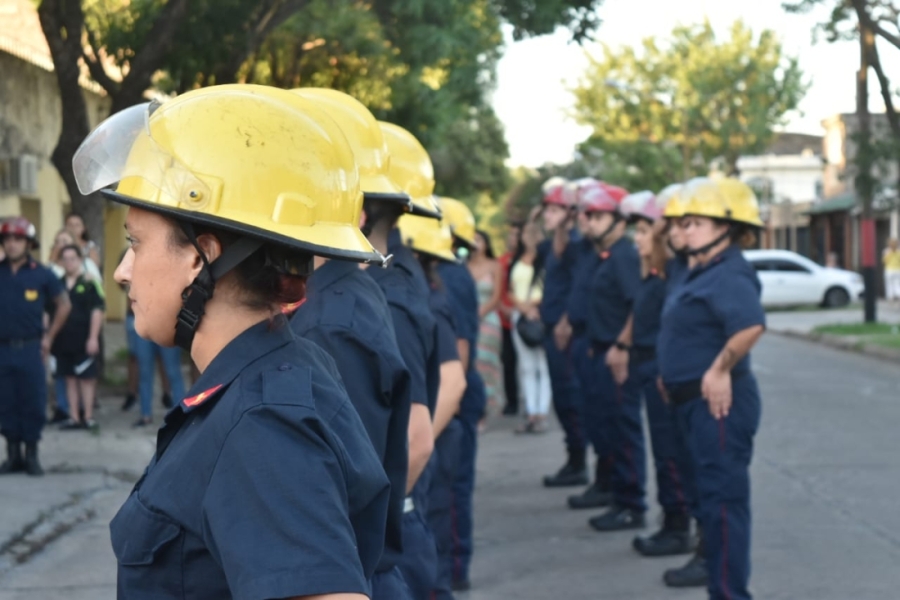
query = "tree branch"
xmin=82 ymin=27 xmax=120 ymax=96
xmin=213 ymin=0 xmax=311 ymax=84
xmin=856 ymin=0 xmax=900 ymax=50
xmin=868 ymin=39 xmax=900 ymax=137
xmin=113 ymin=0 xmax=191 ymax=112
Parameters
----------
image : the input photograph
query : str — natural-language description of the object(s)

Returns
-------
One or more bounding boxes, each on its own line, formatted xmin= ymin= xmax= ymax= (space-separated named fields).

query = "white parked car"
xmin=743 ymin=249 xmax=865 ymax=308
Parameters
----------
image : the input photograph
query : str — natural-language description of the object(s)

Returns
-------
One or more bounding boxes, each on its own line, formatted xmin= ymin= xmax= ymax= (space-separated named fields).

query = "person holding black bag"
xmin=508 ymin=218 xmax=550 ymax=434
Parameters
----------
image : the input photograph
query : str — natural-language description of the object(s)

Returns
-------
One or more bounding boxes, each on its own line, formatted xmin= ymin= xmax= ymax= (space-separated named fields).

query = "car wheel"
xmin=823 ymin=287 xmax=850 ymax=308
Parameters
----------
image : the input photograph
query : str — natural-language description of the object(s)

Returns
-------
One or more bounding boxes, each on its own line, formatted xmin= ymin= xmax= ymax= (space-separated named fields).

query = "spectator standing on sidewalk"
xmin=52 ymin=245 xmax=105 ymax=431
xmin=883 ymin=238 xmax=900 ymax=302
xmin=62 ymin=212 xmax=102 ymax=270
xmin=0 ymin=218 xmax=71 ymax=476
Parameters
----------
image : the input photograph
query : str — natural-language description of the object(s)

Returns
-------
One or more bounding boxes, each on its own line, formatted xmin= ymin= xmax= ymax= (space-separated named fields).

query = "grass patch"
xmin=813 ymin=322 xmax=900 ymax=351
xmin=814 ymin=322 xmax=900 ymax=336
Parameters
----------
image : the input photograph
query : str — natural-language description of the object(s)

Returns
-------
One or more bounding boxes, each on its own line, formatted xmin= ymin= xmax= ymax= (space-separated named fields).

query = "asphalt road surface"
xmin=1 ymin=333 xmax=898 ymax=599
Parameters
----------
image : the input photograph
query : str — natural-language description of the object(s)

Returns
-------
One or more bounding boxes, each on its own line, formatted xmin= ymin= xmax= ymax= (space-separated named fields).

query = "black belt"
xmin=667 ymin=371 xmax=750 ymax=406
xmin=630 ymin=346 xmax=656 ymax=363
xmin=591 ymin=341 xmax=612 ymax=353
xmin=666 ymin=380 xmax=702 ymax=406
xmin=0 ymin=337 xmax=41 ymax=348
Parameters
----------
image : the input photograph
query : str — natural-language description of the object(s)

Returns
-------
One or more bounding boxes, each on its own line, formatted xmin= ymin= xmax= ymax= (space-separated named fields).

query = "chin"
xmin=134 ymin=316 xmax=176 ymax=347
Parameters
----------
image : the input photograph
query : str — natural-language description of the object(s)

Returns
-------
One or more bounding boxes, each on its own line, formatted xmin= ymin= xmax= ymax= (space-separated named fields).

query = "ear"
xmin=188 ymin=233 xmax=223 ymax=278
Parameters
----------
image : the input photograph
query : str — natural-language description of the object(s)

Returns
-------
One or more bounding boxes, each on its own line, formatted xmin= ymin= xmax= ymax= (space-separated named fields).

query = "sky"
xmin=492 ymin=0 xmax=892 ymax=168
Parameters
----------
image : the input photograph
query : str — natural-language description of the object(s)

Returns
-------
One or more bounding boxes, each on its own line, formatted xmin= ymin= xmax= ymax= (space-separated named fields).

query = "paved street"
xmin=765 ymin=300 xmax=900 ymax=334
xmin=1 ymin=333 xmax=899 ymax=599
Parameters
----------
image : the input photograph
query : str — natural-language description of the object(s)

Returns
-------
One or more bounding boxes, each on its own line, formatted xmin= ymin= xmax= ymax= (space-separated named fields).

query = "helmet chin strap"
xmin=667 ymin=239 xmax=687 ymax=257
xmin=590 ymin=213 xmax=620 ymax=246
xmin=174 ymin=222 xmax=264 ymax=352
xmin=685 ymin=225 xmax=734 ymax=258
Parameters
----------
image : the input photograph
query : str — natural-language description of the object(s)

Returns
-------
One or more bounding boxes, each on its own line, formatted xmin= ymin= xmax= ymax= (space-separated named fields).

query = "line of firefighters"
xmin=0 ymin=83 xmax=765 ymax=600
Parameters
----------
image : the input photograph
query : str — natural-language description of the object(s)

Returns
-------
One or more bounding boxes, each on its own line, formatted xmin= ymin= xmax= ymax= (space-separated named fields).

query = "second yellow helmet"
xmin=438 ymin=197 xmax=476 ymax=248
xmin=397 ymin=214 xmax=458 ymax=263
xmin=379 ymin=122 xmax=442 ymax=219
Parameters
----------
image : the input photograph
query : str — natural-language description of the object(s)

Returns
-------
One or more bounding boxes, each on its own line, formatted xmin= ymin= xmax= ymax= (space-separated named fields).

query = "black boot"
xmin=567 ymin=461 xmax=611 ymax=509
xmin=588 ymin=504 xmax=646 ymax=532
xmin=633 ymin=511 xmax=693 ymax=557
xmin=0 ymin=439 xmax=24 ymax=474
xmin=543 ymin=452 xmax=588 ymax=488
xmin=24 ymin=442 xmax=43 ymax=477
xmin=663 ymin=525 xmax=707 ymax=587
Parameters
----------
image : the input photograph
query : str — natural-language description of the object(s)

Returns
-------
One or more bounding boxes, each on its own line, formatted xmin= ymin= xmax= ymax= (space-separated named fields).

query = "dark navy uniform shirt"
xmin=566 ymin=237 xmax=599 ymax=335
xmin=538 ymin=228 xmax=581 ymax=327
xmin=0 ymin=257 xmax=63 ymax=340
xmin=586 ymin=236 xmax=641 ymax=345
xmin=436 ymin=261 xmax=486 ymax=426
xmin=290 ymin=259 xmax=410 ymax=574
xmin=658 ymin=244 xmax=766 ymax=386
xmin=110 ymin=318 xmax=390 ymax=600
xmin=631 ymin=270 xmax=667 ymax=351
xmin=430 ymin=281 xmax=461 ymax=365
xmin=665 ymin=255 xmax=689 ymax=295
xmin=368 ymin=229 xmax=440 ymax=413
xmin=435 ymin=261 xmax=479 ymax=365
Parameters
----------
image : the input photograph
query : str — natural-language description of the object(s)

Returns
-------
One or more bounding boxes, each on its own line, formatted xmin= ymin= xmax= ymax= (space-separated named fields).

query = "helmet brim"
xmin=103 ymin=189 xmax=386 ymax=265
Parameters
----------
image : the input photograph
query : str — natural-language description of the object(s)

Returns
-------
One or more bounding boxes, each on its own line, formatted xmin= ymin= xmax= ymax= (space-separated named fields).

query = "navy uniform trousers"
xmin=0 ymin=340 xmax=46 ymax=443
xmin=428 ymin=417 xmax=464 ymax=599
xmin=571 ymin=333 xmax=611 ymax=480
xmin=673 ymin=373 xmax=761 ymax=600
xmin=585 ymin=341 xmax=645 ymax=511
xmin=632 ymin=355 xmax=691 ymax=515
xmin=543 ymin=334 xmax=586 ymax=460
xmin=397 ymin=460 xmax=438 ymax=599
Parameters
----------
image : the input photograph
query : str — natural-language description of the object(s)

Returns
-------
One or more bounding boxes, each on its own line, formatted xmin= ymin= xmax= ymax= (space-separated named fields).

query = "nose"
xmin=114 ymin=247 xmax=134 ymax=286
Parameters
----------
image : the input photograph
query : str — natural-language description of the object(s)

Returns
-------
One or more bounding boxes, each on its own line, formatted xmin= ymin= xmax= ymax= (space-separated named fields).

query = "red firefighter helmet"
xmin=0 ymin=217 xmax=39 ymax=249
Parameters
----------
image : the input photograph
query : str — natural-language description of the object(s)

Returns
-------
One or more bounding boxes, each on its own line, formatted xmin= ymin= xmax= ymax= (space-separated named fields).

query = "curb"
xmin=770 ymin=329 xmax=900 ymax=364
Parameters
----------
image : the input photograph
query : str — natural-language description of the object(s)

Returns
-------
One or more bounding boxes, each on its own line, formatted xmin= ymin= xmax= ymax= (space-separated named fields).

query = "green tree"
xmin=571 ymin=19 xmax=807 ymax=181
xmin=39 ymin=0 xmax=605 ymax=253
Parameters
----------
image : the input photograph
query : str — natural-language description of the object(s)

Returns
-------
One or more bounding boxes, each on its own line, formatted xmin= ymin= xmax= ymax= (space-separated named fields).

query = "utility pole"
xmin=857 ymin=20 xmax=878 ymax=323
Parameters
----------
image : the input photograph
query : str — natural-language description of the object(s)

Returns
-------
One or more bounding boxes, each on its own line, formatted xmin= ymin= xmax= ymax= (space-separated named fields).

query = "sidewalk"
xmin=0 ymin=320 xmax=179 ymax=599
xmin=766 ymin=301 xmax=900 ymax=362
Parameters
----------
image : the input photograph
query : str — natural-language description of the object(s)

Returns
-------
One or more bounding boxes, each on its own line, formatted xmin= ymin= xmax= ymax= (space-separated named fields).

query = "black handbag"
xmin=516 ymin=315 xmax=545 ymax=348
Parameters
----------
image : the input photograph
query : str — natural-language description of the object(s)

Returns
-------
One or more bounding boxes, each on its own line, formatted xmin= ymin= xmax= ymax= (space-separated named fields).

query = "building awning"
xmin=805 ymin=192 xmax=855 ymax=215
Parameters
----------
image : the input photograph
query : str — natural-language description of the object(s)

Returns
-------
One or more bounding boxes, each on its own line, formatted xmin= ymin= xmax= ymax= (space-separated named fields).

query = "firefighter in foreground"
xmin=74 ymin=84 xmax=391 ymax=600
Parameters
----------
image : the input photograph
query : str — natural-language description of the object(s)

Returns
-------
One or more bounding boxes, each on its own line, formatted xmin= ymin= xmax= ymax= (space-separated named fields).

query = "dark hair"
xmin=475 ymin=229 xmax=495 ymax=259
xmin=65 ymin=212 xmax=91 ymax=242
xmin=59 ymin=244 xmax=83 ymax=259
xmin=711 ymin=219 xmax=758 ymax=250
xmin=416 ymin=254 xmax=443 ymax=291
xmin=731 ymin=224 xmax=758 ymax=249
xmin=167 ymin=220 xmax=308 ymax=311
xmin=506 ymin=229 xmax=544 ymax=290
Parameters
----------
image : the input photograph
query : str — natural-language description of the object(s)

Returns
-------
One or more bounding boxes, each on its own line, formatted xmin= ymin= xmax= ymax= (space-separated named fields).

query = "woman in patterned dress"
xmin=468 ymin=229 xmax=505 ymax=412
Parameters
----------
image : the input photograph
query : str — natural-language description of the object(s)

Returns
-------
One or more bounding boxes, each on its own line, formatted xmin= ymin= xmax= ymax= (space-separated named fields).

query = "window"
xmin=750 ymin=260 xmax=774 ymax=272
xmin=771 ymin=259 xmax=811 ymax=274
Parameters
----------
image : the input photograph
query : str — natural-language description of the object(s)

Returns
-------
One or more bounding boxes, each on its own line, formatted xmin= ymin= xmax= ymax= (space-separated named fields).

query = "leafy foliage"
xmin=571 ymin=19 xmax=808 ymax=180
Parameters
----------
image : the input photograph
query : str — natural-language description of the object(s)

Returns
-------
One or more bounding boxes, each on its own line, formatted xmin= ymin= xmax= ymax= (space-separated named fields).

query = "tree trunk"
xmin=38 ymin=0 xmax=105 ymax=257
xmin=855 ymin=14 xmax=877 ymax=322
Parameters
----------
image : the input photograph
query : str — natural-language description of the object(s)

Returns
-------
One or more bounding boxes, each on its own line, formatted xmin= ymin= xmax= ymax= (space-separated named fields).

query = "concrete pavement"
xmin=1 ymin=333 xmax=899 ymax=599
xmin=765 ymin=300 xmax=900 ymax=334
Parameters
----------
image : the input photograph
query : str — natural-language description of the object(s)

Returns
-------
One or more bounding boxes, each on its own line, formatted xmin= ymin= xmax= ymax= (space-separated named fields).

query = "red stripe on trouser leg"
xmin=666 ymin=459 xmax=686 ymax=506
xmin=450 ymin=491 xmax=462 ymax=581
xmin=721 ymin=504 xmax=731 ymax=600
